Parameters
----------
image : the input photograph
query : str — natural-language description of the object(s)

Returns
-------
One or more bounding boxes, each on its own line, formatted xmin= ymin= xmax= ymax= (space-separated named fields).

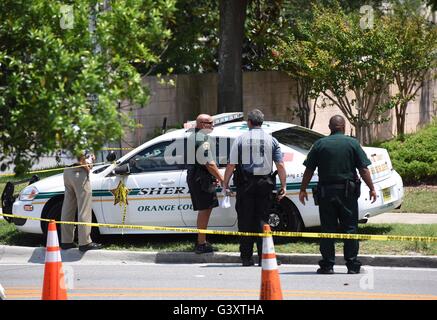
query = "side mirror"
xmin=106 ymin=151 xmax=117 ymax=162
xmin=113 ymin=163 xmax=130 ymax=175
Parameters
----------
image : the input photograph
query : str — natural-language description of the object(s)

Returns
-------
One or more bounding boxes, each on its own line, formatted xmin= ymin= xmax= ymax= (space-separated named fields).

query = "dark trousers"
xmin=236 ymin=177 xmax=273 ymax=261
xmin=318 ymin=189 xmax=361 ymax=271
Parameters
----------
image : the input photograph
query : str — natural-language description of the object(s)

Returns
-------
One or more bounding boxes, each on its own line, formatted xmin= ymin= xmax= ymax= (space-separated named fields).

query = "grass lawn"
xmin=1 ymin=220 xmax=437 ymax=255
xmin=393 ymin=186 xmax=437 ymax=213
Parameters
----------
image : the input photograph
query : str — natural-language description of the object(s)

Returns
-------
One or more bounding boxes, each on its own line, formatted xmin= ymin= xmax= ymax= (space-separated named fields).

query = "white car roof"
xmin=117 ymin=120 xmax=295 ymax=164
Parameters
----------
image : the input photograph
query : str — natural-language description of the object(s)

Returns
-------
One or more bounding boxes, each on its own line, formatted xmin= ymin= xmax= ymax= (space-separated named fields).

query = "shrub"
xmin=379 ymin=119 xmax=437 ymax=185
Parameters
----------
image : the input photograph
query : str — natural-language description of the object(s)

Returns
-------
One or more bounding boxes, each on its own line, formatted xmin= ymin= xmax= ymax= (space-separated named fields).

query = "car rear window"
xmin=272 ymin=126 xmax=323 ymax=151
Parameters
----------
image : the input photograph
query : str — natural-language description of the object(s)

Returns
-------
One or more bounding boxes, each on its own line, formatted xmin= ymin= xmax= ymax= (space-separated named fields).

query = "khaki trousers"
xmin=61 ymin=167 xmax=92 ymax=246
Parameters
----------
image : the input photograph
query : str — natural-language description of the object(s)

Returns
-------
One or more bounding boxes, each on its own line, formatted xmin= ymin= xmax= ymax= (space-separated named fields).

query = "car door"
xmin=99 ymin=140 xmax=185 ymax=233
xmin=179 ymin=136 xmax=238 ymax=227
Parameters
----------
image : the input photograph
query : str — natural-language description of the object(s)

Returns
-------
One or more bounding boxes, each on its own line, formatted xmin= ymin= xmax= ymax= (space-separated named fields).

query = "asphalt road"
xmin=1 ymin=262 xmax=437 ymax=300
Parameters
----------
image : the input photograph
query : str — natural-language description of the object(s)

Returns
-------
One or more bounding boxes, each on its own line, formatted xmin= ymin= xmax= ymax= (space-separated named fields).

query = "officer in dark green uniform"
xmin=187 ymin=114 xmax=224 ymax=254
xmin=299 ymin=115 xmax=377 ymax=274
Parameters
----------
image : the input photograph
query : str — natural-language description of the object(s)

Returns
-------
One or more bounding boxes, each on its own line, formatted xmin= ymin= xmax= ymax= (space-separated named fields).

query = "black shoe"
xmin=194 ymin=242 xmax=214 ymax=254
xmin=347 ymin=269 xmax=360 ymax=274
xmin=79 ymin=242 xmax=103 ymax=252
xmin=317 ymin=268 xmax=334 ymax=274
xmin=60 ymin=243 xmax=76 ymax=250
xmin=242 ymin=258 xmax=255 ymax=267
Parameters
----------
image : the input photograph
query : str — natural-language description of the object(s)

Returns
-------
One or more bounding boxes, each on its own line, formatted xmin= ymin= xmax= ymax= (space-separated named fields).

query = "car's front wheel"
xmin=41 ymin=200 xmax=63 ymax=245
xmin=267 ymin=196 xmax=304 ymax=233
xmin=41 ymin=200 xmax=100 ymax=245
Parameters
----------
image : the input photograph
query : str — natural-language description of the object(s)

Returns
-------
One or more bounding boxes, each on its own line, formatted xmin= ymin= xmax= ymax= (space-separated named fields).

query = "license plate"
xmin=382 ymin=187 xmax=392 ymax=203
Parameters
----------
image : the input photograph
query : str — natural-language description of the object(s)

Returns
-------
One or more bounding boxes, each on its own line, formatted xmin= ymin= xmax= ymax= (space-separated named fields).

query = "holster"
xmin=344 ymin=178 xmax=361 ymax=198
xmin=193 ymin=166 xmax=215 ymax=193
xmin=233 ymin=165 xmax=248 ymax=188
xmin=312 ymin=185 xmax=320 ymax=206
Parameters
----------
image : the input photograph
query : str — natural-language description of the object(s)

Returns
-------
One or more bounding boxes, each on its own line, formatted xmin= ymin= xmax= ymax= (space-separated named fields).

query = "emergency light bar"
xmin=184 ymin=112 xmax=244 ymax=129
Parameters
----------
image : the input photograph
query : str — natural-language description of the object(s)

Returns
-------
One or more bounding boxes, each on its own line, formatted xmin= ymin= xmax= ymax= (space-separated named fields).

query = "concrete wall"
xmin=122 ymin=70 xmax=436 ymax=149
xmin=122 ymin=71 xmax=301 ymax=148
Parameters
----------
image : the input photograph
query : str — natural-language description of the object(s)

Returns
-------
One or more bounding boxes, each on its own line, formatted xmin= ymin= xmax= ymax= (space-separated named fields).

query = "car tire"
xmin=42 ymin=201 xmax=100 ymax=245
xmin=267 ymin=196 xmax=304 ymax=233
xmin=41 ymin=201 xmax=64 ymax=245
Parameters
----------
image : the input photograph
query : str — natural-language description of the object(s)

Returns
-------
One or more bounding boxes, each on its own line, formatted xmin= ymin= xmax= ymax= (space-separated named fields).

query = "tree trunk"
xmin=217 ymin=0 xmax=248 ymax=113
xmin=396 ymin=102 xmax=408 ymax=141
xmin=356 ymin=124 xmax=364 ymax=144
xmin=296 ymin=78 xmax=311 ymax=128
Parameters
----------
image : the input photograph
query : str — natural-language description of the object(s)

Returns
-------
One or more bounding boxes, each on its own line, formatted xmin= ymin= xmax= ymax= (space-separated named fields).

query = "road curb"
xmin=1 ymin=245 xmax=437 ymax=268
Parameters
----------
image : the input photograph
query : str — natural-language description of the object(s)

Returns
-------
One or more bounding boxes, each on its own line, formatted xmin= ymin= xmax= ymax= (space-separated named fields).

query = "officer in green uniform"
xmin=187 ymin=114 xmax=224 ymax=254
xmin=299 ymin=115 xmax=377 ymax=274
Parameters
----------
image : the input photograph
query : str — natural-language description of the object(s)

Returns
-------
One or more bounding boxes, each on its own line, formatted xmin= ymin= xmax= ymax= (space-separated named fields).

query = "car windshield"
xmin=272 ymin=126 xmax=324 ymax=151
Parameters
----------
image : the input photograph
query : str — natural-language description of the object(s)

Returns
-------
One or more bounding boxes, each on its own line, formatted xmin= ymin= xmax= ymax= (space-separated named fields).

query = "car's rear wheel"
xmin=267 ymin=196 xmax=304 ymax=233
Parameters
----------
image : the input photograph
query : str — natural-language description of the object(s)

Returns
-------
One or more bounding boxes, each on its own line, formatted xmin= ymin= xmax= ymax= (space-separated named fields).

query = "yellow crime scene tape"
xmin=101 ymin=147 xmax=134 ymax=151
xmin=0 ymin=162 xmax=110 ymax=177
xmin=1 ymin=213 xmax=437 ymax=242
xmin=0 ymin=148 xmax=134 ymax=177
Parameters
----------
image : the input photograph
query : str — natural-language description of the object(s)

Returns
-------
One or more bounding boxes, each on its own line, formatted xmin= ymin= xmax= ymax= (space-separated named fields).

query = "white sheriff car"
xmin=2 ymin=113 xmax=404 ymax=237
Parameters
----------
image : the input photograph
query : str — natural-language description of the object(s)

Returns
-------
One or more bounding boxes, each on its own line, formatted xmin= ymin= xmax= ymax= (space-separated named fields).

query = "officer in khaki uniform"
xmin=299 ymin=115 xmax=377 ymax=274
xmin=61 ymin=152 xmax=103 ymax=252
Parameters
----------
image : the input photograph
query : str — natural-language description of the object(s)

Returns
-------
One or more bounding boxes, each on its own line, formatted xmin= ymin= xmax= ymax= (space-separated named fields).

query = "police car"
xmin=2 ymin=112 xmax=404 ymax=237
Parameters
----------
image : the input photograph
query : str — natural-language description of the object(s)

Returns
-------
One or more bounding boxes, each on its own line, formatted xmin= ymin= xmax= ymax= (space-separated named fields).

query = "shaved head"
xmin=195 ymin=114 xmax=214 ymax=133
xmin=196 ymin=114 xmax=212 ymax=127
xmin=329 ymin=115 xmax=346 ymax=133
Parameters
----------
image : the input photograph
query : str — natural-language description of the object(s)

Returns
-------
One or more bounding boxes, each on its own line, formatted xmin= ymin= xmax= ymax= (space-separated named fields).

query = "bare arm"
xmin=275 ymin=161 xmax=287 ymax=200
xmin=358 ymin=167 xmax=377 ymax=203
xmin=299 ymin=168 xmax=314 ymax=205
xmin=223 ymin=164 xmax=236 ymax=191
xmin=205 ymin=161 xmax=224 ymax=185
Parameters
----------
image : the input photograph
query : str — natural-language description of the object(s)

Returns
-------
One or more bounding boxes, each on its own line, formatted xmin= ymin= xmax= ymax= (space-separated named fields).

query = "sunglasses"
xmin=202 ymin=121 xmax=214 ymax=125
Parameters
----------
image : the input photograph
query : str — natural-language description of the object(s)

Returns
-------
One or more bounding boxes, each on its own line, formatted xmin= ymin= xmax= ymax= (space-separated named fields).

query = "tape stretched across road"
xmin=0 ymin=162 xmax=109 ymax=177
xmin=1 ymin=213 xmax=437 ymax=242
xmin=101 ymin=147 xmax=134 ymax=151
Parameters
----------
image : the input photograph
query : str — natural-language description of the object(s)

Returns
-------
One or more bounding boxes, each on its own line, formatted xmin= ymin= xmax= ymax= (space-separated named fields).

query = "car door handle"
xmin=159 ymin=179 xmax=175 ymax=186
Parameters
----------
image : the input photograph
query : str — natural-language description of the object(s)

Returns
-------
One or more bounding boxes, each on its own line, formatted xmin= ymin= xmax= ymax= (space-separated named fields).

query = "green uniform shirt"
xmin=303 ymin=132 xmax=371 ymax=184
xmin=187 ymin=128 xmax=214 ymax=170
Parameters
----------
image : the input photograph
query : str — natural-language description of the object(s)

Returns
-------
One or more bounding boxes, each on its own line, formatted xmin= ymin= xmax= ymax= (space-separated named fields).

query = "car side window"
xmin=127 ymin=140 xmax=182 ymax=173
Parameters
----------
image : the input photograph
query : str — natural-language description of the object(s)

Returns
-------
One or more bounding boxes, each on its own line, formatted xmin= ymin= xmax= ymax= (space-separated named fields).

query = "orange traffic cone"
xmin=41 ymin=220 xmax=68 ymax=300
xmin=260 ymin=224 xmax=283 ymax=300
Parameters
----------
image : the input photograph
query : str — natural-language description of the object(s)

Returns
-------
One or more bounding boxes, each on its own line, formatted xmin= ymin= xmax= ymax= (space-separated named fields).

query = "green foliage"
xmin=273 ymin=2 xmax=396 ymax=143
xmin=380 ymin=119 xmax=437 ymax=184
xmin=147 ymin=0 xmax=218 ymax=74
xmin=0 ymin=0 xmax=175 ymax=175
xmin=382 ymin=0 xmax=437 ymax=137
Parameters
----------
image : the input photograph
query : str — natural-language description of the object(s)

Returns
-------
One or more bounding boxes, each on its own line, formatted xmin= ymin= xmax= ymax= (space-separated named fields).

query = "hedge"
xmin=377 ymin=119 xmax=437 ymax=185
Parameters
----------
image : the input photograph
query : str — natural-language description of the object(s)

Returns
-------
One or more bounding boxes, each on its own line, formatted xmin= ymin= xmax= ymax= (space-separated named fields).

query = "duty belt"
xmin=321 ymin=183 xmax=346 ymax=190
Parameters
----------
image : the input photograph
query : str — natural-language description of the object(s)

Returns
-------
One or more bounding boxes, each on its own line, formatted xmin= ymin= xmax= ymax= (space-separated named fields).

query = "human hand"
xmin=369 ymin=190 xmax=377 ymax=203
xmin=299 ymin=190 xmax=308 ymax=205
xmin=223 ymin=183 xmax=234 ymax=196
xmin=277 ymin=186 xmax=286 ymax=201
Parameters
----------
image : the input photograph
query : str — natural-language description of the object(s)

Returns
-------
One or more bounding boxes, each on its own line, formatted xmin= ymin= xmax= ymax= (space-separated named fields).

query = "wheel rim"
xmin=267 ymin=199 xmax=301 ymax=232
xmin=268 ymin=201 xmax=290 ymax=231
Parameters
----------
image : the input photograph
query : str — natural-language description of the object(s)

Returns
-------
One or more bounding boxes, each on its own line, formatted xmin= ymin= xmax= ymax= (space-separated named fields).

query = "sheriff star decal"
xmin=110 ymin=180 xmax=130 ymax=206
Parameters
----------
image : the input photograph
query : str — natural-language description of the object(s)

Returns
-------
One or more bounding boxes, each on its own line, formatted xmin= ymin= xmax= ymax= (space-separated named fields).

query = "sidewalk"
xmin=1 ymin=245 xmax=437 ymax=268
xmin=367 ymin=212 xmax=437 ymax=224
